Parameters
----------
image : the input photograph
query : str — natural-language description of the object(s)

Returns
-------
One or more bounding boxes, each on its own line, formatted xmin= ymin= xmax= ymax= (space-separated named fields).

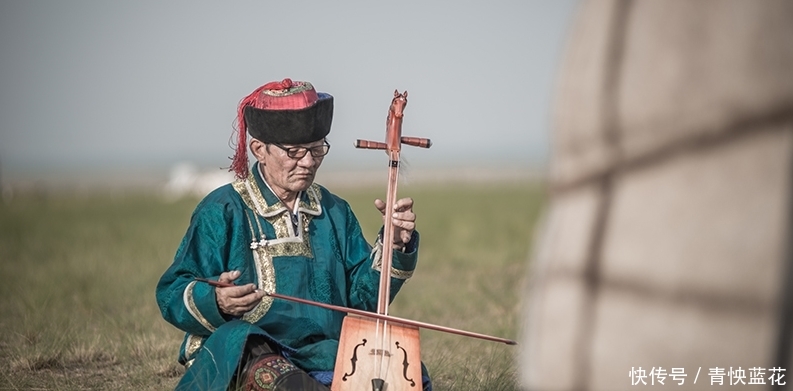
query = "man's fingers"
xmin=238 ymin=290 xmax=265 ymax=313
xmin=242 ymin=291 xmax=265 ymax=309
xmin=374 ymin=199 xmax=386 ymax=214
xmin=375 ymin=197 xmax=416 ymax=247
xmin=375 ymin=198 xmax=414 ymax=214
xmin=394 ymin=197 xmax=414 ymax=212
xmin=218 ymin=270 xmax=242 ymax=284
xmin=392 ymin=211 xmax=416 ymax=223
xmin=220 ymin=283 xmax=256 ymax=297
xmin=393 ymin=219 xmax=415 ymax=231
xmin=215 ymin=271 xmax=263 ymax=316
xmin=218 ymin=289 xmax=264 ymax=316
xmin=400 ymin=230 xmax=412 ymax=244
xmin=228 ymin=290 xmax=263 ymax=308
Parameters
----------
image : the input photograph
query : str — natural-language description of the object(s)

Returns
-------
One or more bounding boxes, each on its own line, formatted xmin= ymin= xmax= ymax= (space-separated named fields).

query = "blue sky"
xmin=0 ymin=1 xmax=578 ymax=182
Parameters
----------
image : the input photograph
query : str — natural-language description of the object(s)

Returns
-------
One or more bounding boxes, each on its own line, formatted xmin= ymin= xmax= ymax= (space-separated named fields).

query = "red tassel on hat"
xmin=230 ymin=83 xmax=277 ymax=179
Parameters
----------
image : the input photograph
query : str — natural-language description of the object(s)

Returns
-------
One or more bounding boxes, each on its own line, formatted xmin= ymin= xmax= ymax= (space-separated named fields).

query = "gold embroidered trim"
xmin=389 ymin=267 xmax=414 ymax=280
xmin=233 ymin=178 xmax=268 ymax=217
xmin=183 ymin=281 xmax=217 ymax=332
xmin=370 ymin=237 xmax=414 ymax=280
xmin=299 ymin=184 xmax=323 ymax=216
xmin=261 ymin=81 xmax=313 ymax=97
xmin=263 ymin=213 xmax=313 ymax=258
xmin=270 ymin=213 xmax=292 ymax=240
xmin=246 ymin=176 xmax=283 ymax=217
xmin=233 ymin=178 xmax=276 ymax=323
xmin=185 ymin=334 xmax=205 ymax=361
xmin=242 ymin=245 xmax=275 ymax=323
xmin=370 ymin=238 xmax=384 ymax=270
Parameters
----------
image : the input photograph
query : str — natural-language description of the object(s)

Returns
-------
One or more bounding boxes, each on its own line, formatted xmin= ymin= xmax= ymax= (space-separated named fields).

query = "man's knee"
xmin=236 ymin=336 xmax=329 ymax=391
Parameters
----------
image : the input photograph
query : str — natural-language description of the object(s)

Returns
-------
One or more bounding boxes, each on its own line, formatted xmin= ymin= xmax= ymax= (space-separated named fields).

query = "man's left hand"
xmin=374 ymin=197 xmax=415 ymax=250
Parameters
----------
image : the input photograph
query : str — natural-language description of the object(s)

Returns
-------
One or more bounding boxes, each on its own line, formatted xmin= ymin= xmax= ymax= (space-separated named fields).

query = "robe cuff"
xmin=184 ymin=279 xmax=227 ymax=332
xmin=372 ymin=230 xmax=419 ymax=280
xmin=392 ymin=231 xmax=419 ymax=272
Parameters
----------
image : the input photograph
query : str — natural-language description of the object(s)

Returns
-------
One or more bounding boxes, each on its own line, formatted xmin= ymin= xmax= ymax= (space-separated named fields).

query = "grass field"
xmin=0 ymin=181 xmax=545 ymax=390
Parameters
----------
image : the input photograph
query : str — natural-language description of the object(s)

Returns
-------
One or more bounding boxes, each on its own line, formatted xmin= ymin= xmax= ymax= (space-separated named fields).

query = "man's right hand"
xmin=215 ymin=270 xmax=265 ymax=317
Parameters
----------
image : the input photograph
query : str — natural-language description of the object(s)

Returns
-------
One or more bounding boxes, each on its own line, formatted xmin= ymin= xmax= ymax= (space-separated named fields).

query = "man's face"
xmin=252 ymin=138 xmax=326 ymax=199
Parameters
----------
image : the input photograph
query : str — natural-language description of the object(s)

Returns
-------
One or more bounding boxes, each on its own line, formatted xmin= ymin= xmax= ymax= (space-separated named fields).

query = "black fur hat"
xmin=243 ymin=93 xmax=333 ymax=144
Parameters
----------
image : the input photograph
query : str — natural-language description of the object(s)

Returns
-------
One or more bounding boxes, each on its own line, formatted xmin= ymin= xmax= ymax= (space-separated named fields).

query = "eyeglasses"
xmin=271 ymin=141 xmax=331 ymax=159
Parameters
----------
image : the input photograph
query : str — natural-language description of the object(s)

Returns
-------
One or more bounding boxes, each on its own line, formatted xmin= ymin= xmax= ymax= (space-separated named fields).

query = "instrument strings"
xmin=373 ymin=148 xmax=401 ymax=383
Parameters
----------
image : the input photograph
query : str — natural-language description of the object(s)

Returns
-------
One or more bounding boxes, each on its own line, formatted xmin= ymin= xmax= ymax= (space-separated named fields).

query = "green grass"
xmin=0 ymin=182 xmax=545 ymax=390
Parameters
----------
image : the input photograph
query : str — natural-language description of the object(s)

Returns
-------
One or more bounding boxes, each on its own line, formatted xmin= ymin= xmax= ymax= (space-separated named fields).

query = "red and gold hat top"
xmin=230 ymin=78 xmax=334 ymax=179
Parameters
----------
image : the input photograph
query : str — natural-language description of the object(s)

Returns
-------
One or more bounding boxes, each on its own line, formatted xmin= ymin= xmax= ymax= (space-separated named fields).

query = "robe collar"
xmin=247 ymin=163 xmax=322 ymax=218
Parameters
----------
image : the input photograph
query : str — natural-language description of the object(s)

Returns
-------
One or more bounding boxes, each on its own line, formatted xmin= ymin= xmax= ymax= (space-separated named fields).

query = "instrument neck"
xmin=376 ymin=149 xmax=401 ymax=315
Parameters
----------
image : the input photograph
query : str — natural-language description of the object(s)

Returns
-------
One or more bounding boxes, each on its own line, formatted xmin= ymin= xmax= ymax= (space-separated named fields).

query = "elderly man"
xmin=156 ymin=79 xmax=429 ymax=391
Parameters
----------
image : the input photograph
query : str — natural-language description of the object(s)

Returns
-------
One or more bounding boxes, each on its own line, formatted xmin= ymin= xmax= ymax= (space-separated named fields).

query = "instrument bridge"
xmin=369 ymin=348 xmax=393 ymax=357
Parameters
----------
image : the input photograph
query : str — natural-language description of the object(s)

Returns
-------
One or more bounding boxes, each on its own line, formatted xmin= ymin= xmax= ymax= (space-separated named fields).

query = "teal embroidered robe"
xmin=156 ymin=164 xmax=419 ymax=390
